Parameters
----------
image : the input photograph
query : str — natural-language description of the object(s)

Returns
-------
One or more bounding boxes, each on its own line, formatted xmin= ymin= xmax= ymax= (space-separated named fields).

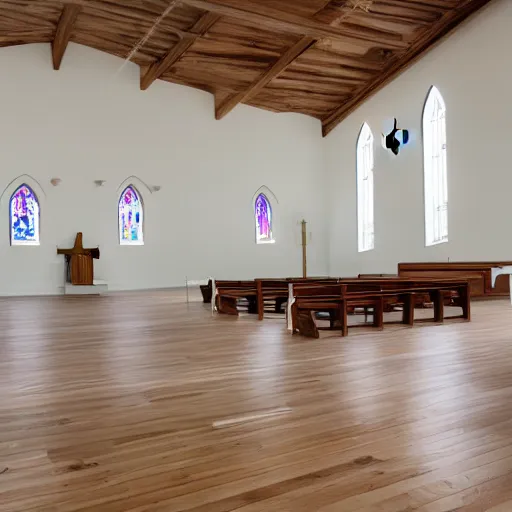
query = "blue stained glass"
xmin=119 ymin=186 xmax=143 ymax=244
xmin=255 ymin=193 xmax=273 ymax=243
xmin=10 ymin=185 xmax=40 ymax=245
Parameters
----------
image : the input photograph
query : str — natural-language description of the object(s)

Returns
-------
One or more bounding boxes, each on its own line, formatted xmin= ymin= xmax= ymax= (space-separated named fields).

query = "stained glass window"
xmin=10 ymin=184 xmax=40 ymax=245
xmin=119 ymin=186 xmax=144 ymax=245
xmin=255 ymin=193 xmax=274 ymax=244
xmin=423 ymin=86 xmax=448 ymax=246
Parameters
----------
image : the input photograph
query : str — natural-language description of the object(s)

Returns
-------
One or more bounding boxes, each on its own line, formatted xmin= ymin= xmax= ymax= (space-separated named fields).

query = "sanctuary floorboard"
xmin=1 ymin=290 xmax=512 ymax=511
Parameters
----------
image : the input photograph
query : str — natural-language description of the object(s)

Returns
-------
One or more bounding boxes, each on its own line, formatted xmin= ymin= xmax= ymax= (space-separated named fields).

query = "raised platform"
xmin=64 ymin=279 xmax=108 ymax=295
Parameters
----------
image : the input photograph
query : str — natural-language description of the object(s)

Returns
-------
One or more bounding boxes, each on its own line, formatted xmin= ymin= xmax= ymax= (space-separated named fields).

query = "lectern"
xmin=57 ymin=233 xmax=100 ymax=286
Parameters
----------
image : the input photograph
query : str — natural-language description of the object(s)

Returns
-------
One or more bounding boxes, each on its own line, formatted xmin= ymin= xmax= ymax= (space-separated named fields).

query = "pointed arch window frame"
xmin=356 ymin=122 xmax=375 ymax=253
xmin=254 ymin=193 xmax=275 ymax=244
xmin=118 ymin=185 xmax=144 ymax=246
xmin=9 ymin=184 xmax=41 ymax=246
xmin=423 ymin=86 xmax=448 ymax=247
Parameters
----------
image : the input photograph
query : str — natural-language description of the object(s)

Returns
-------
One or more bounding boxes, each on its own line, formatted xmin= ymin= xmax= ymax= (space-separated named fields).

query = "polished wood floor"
xmin=2 ymin=290 xmax=512 ymax=511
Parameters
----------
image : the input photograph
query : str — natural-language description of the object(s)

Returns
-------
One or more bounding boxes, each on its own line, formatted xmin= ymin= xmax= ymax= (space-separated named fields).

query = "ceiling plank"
xmin=322 ymin=0 xmax=494 ymax=137
xmin=140 ymin=11 xmax=220 ymax=91
xmin=215 ymin=0 xmax=335 ymax=120
xmin=52 ymin=4 xmax=81 ymax=70
xmin=6 ymin=0 xmax=495 ymax=127
xmin=216 ymin=36 xmax=315 ymax=120
xmin=180 ymin=0 xmax=408 ymax=49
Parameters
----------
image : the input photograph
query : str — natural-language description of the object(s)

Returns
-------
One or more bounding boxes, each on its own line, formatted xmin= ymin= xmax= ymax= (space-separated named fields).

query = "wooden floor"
xmin=2 ymin=291 xmax=512 ymax=511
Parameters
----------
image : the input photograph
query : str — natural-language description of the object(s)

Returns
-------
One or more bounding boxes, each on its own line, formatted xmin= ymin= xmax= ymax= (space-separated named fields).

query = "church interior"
xmin=2 ymin=0 xmax=512 ymax=510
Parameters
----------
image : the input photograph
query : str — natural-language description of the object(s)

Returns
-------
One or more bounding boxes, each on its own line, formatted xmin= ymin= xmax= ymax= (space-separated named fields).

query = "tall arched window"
xmin=357 ymin=122 xmax=374 ymax=252
xmin=119 ymin=186 xmax=144 ymax=245
xmin=255 ymin=193 xmax=274 ymax=244
xmin=10 ymin=184 xmax=40 ymax=246
xmin=423 ymin=86 xmax=448 ymax=246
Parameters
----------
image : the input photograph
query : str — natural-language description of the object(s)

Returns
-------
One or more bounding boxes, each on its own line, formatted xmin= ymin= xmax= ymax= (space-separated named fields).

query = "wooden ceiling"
xmin=1 ymin=0 xmax=493 ymax=136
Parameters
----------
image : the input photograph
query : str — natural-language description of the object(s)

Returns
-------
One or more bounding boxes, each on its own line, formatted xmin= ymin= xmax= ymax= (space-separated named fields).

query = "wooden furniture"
xmin=255 ymin=277 xmax=339 ymax=321
xmin=200 ymin=279 xmax=212 ymax=304
xmin=358 ymin=274 xmax=397 ymax=278
xmin=398 ymin=262 xmax=512 ymax=298
xmin=291 ymin=278 xmax=470 ymax=338
xmin=57 ymin=232 xmax=100 ymax=286
xmin=0 ymin=2 xmax=492 ymax=137
xmin=214 ymin=280 xmax=257 ymax=315
xmin=216 ymin=275 xmax=434 ymax=320
xmin=210 ymin=277 xmax=337 ymax=318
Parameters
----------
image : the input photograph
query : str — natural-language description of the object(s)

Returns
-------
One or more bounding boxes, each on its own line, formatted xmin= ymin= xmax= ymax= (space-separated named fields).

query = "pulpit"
xmin=57 ymin=233 xmax=100 ymax=286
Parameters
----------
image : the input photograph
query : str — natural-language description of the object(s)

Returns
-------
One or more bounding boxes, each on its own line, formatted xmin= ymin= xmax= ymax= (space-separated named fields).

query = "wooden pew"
xmin=286 ymin=278 xmax=393 ymax=330
xmin=255 ymin=279 xmax=290 ymax=320
xmin=398 ymin=261 xmax=512 ymax=298
xmin=207 ymin=276 xmax=336 ymax=313
xmin=290 ymin=284 xmax=347 ymax=338
xmin=358 ymin=274 xmax=432 ymax=309
xmin=214 ymin=280 xmax=257 ymax=315
xmin=357 ymin=277 xmax=471 ymax=324
xmin=291 ymin=282 xmax=385 ymax=337
xmin=291 ymin=278 xmax=470 ymax=338
xmin=256 ymin=277 xmax=339 ymax=321
xmin=200 ymin=279 xmax=212 ymax=304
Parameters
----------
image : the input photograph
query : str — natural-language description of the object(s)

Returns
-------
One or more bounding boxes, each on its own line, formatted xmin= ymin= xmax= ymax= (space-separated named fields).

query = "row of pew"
xmin=202 ymin=277 xmax=471 ymax=338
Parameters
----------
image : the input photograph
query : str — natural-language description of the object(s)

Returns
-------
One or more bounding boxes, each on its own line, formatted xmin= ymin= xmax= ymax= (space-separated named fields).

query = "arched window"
xmin=119 ymin=186 xmax=143 ymax=245
xmin=255 ymin=193 xmax=274 ymax=244
xmin=423 ymin=86 xmax=448 ymax=246
xmin=357 ymin=122 xmax=374 ymax=252
xmin=10 ymin=184 xmax=40 ymax=246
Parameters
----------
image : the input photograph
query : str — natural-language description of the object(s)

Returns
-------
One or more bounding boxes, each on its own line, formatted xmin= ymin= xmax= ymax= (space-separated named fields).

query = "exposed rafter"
xmin=322 ymin=0 xmax=494 ymax=137
xmin=2 ymin=0 xmax=496 ymax=135
xmin=140 ymin=12 xmax=220 ymax=91
xmin=216 ymin=36 xmax=315 ymax=120
xmin=52 ymin=4 xmax=80 ymax=70
xmin=179 ymin=0 xmax=408 ymax=49
xmin=214 ymin=0 xmax=337 ymax=120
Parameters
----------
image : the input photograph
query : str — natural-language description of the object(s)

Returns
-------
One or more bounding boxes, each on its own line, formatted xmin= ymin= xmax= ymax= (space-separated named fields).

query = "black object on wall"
xmin=384 ymin=118 xmax=409 ymax=156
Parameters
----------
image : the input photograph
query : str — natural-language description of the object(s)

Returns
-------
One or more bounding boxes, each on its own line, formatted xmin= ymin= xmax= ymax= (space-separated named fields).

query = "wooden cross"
xmin=57 ymin=232 xmax=100 ymax=285
xmin=57 ymin=232 xmax=99 ymax=258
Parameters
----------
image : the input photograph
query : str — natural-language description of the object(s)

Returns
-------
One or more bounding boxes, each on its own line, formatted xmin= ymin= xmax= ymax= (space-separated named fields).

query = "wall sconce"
xmin=50 ymin=178 xmax=61 ymax=186
xmin=94 ymin=180 xmax=106 ymax=187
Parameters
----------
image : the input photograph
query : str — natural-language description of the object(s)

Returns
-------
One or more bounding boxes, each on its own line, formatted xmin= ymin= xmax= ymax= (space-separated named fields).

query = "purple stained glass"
xmin=255 ymin=193 xmax=272 ymax=242
xmin=119 ymin=186 xmax=143 ymax=244
xmin=10 ymin=185 xmax=40 ymax=245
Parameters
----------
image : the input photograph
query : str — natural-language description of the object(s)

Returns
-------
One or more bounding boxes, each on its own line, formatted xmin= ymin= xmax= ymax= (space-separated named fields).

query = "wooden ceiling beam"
xmin=377 ymin=0 xmax=454 ymax=14
xmin=215 ymin=0 xmax=339 ymax=120
xmin=140 ymin=11 xmax=220 ymax=91
xmin=322 ymin=0 xmax=494 ymax=137
xmin=179 ymin=0 xmax=408 ymax=49
xmin=216 ymin=36 xmax=315 ymax=120
xmin=52 ymin=4 xmax=81 ymax=70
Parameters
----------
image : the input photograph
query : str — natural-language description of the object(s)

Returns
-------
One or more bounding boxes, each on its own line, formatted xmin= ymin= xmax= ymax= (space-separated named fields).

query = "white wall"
xmin=0 ymin=43 xmax=328 ymax=295
xmin=4 ymin=0 xmax=508 ymax=297
xmin=325 ymin=0 xmax=512 ymax=277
